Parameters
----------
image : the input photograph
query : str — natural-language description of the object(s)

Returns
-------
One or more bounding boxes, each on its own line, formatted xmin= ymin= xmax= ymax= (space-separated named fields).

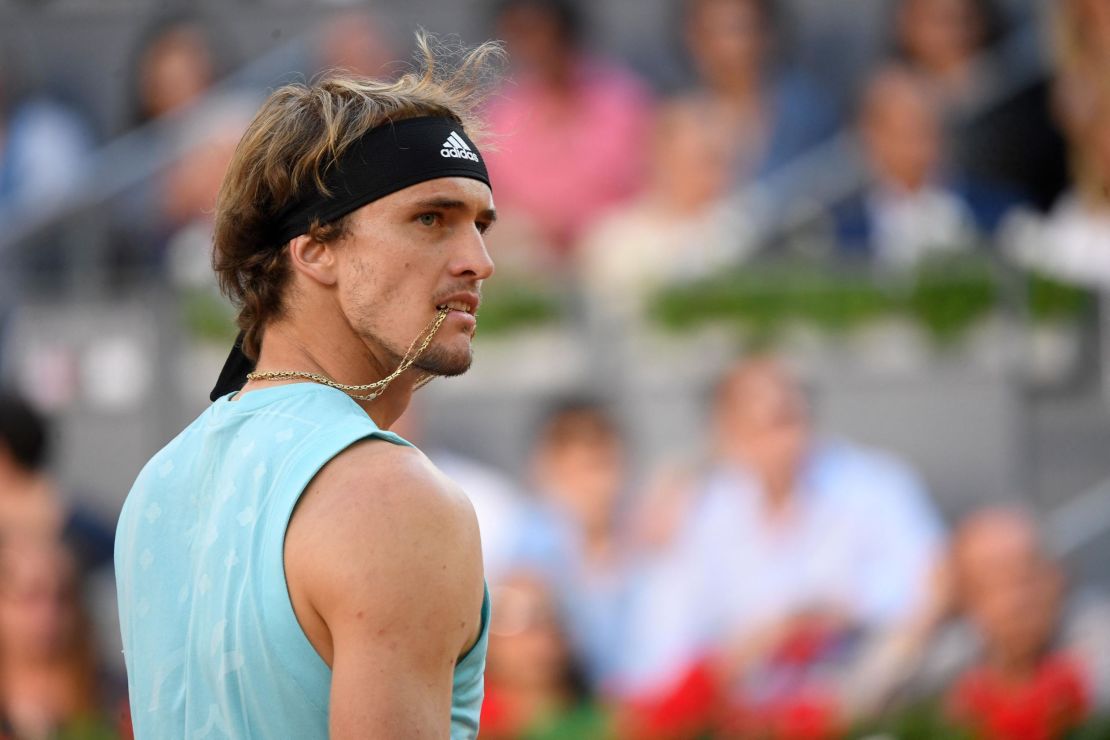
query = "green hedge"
xmin=650 ymin=256 xmax=1094 ymax=346
xmin=182 ymin=257 xmax=1096 ymax=344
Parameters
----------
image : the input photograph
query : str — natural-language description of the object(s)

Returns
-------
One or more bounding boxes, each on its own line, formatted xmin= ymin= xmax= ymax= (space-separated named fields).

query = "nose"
xmin=450 ymin=226 xmax=495 ymax=282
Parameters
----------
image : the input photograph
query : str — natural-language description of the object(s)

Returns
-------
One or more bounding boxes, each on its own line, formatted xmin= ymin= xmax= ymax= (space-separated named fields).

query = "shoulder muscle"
xmin=285 ymin=439 xmax=484 ymax=738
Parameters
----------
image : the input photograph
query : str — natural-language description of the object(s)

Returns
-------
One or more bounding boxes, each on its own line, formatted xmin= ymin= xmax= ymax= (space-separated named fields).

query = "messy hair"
xmin=213 ymin=33 xmax=504 ymax=359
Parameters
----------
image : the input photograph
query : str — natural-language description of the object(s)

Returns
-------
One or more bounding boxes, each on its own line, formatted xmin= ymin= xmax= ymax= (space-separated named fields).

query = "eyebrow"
xmin=411 ymin=197 xmax=497 ymax=223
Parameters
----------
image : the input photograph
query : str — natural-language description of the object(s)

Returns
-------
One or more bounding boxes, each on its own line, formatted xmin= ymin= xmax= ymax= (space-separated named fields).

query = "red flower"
xmin=947 ymin=653 xmax=1089 ymax=740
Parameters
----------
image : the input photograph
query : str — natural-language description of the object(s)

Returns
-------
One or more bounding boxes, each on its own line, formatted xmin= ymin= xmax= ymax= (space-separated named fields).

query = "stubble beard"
xmin=364 ymin=324 xmax=474 ymax=379
xmin=414 ymin=340 xmax=474 ymax=377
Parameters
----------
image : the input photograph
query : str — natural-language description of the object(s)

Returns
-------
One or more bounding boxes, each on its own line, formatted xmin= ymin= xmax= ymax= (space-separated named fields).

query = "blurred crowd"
xmin=3 ymin=0 xmax=1109 ymax=291
xmin=445 ymin=356 xmax=1110 ymax=738
xmin=4 ymin=0 xmax=1110 ymax=737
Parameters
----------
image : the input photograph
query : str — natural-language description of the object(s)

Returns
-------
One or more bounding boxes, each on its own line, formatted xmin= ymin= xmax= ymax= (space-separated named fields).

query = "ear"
xmin=287 ymin=234 xmax=338 ymax=287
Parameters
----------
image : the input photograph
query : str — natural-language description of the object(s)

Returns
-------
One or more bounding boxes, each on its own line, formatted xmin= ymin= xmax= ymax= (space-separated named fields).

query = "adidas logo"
xmin=440 ymin=131 xmax=479 ymax=162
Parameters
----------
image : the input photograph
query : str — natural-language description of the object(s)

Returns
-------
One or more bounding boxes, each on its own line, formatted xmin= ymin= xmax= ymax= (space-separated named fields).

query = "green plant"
xmin=473 ymin=281 xmax=564 ymax=337
xmin=181 ymin=289 xmax=238 ymax=344
xmin=905 ymin=255 xmax=997 ymax=344
xmin=648 ymin=253 xmax=1093 ymax=348
xmin=1026 ymin=272 xmax=1094 ymax=324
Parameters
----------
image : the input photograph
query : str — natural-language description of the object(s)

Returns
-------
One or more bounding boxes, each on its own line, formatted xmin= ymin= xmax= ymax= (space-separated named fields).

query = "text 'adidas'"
xmin=440 ymin=131 xmax=479 ymax=162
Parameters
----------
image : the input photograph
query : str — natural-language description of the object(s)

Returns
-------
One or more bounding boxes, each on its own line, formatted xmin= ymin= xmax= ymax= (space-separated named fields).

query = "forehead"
xmin=375 ymin=176 xmax=495 ymax=212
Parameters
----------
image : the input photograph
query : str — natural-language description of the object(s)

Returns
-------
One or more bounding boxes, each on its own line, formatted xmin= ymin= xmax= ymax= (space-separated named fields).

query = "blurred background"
xmin=2 ymin=0 xmax=1110 ymax=737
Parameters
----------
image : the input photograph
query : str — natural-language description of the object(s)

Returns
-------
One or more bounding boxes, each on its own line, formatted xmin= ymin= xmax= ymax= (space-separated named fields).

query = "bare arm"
xmin=285 ymin=440 xmax=485 ymax=739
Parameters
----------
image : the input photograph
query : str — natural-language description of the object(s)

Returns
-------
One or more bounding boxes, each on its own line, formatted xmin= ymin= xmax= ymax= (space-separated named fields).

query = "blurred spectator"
xmin=618 ymin=357 xmax=943 ymax=713
xmin=830 ymin=65 xmax=998 ymax=268
xmin=0 ymin=393 xmax=64 ymax=543
xmin=0 ymin=46 xmax=93 ymax=223
xmin=0 ymin=538 xmax=122 ymax=739
xmin=578 ymin=100 xmax=761 ymax=320
xmin=945 ymin=508 xmax=1091 ymax=739
xmin=513 ymin=398 xmax=636 ymax=689
xmin=126 ymin=14 xmax=221 ymax=129
xmin=0 ymin=393 xmax=114 ymax=573
xmin=894 ymin=0 xmax=1068 ymax=209
xmin=482 ymin=0 xmax=653 ymax=264
xmin=390 ymin=401 xmax=528 ymax=586
xmin=1051 ymin=0 xmax=1110 ymax=145
xmin=160 ymin=96 xmax=255 ymax=289
xmin=1003 ymin=1 xmax=1110 ymax=285
xmin=311 ymin=10 xmax=398 ymax=79
xmin=894 ymin=0 xmax=1005 ymax=109
xmin=480 ymin=572 xmax=615 ymax=739
xmin=674 ymin=0 xmax=839 ymax=187
xmin=109 ymin=14 xmax=228 ymax=279
xmin=1007 ymin=89 xmax=1110 ymax=287
xmin=848 ymin=506 xmax=1110 ymax=734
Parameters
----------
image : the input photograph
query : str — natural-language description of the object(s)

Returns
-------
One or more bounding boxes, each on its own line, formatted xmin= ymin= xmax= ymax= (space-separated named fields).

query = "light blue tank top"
xmin=115 ymin=383 xmax=489 ymax=739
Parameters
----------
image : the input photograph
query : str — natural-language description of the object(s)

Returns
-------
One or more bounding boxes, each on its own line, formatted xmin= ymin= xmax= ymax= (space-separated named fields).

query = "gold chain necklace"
xmin=246 ymin=307 xmax=449 ymax=401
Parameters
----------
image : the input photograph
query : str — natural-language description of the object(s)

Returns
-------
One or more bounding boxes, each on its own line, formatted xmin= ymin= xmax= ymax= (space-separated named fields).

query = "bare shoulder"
xmin=285 ymin=438 xmax=484 ymax=666
xmin=297 ymin=438 xmax=477 ymax=535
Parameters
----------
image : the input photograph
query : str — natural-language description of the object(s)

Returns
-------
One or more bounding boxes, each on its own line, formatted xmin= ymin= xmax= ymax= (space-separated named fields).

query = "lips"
xmin=438 ymin=300 xmax=475 ymax=314
xmin=435 ymin=292 xmax=480 ymax=315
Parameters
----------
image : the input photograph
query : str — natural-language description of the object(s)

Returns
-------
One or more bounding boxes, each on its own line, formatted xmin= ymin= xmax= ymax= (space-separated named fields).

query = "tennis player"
xmin=115 ymin=36 xmax=501 ymax=738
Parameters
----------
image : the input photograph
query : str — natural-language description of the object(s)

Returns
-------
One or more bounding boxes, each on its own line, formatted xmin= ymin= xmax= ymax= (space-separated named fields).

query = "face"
xmin=540 ymin=436 xmax=624 ymax=532
xmin=654 ymin=103 xmax=735 ymax=208
xmin=332 ymin=176 xmax=496 ymax=378
xmin=899 ymin=0 xmax=984 ymax=72
xmin=487 ymin=576 xmax=569 ymax=690
xmin=862 ymin=72 xmax=941 ymax=190
xmin=0 ymin=543 xmax=79 ymax=662
xmin=685 ymin=0 xmax=768 ymax=87
xmin=717 ymin=362 xmax=810 ymax=479
xmin=139 ymin=26 xmax=215 ymax=120
xmin=956 ymin=517 xmax=1062 ymax=668
xmin=497 ymin=4 xmax=572 ymax=77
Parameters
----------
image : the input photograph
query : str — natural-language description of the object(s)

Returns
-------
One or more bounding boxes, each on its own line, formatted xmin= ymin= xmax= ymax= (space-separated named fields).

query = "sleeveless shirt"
xmin=115 ymin=383 xmax=489 ymax=738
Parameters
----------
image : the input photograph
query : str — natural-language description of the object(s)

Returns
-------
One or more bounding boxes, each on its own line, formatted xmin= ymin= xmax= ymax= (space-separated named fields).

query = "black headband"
xmin=273 ymin=116 xmax=491 ymax=245
xmin=210 ymin=115 xmax=491 ymax=402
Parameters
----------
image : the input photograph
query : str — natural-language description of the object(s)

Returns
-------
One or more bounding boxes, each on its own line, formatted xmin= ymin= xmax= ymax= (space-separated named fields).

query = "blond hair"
xmin=213 ymin=33 xmax=504 ymax=359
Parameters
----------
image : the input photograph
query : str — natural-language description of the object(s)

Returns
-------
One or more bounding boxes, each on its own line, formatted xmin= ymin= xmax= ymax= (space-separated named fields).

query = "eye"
xmin=417 ymin=213 xmax=440 ymax=227
xmin=476 ymin=220 xmax=492 ymax=235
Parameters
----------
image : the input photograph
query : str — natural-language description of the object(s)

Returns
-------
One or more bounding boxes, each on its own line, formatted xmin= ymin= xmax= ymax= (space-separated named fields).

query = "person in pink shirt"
xmin=483 ymin=0 xmax=653 ymax=266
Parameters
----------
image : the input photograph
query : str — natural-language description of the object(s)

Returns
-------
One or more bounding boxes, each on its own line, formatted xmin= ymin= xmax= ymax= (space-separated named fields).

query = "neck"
xmin=714 ymin=70 xmax=762 ymax=103
xmin=244 ymin=319 xmax=419 ymax=429
xmin=761 ymin=471 xmax=795 ymax=514
xmin=985 ymin=647 xmax=1041 ymax=683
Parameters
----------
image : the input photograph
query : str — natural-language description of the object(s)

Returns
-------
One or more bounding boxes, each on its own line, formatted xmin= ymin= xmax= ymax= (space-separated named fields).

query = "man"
xmin=115 ymin=37 xmax=502 ymax=738
xmin=617 ymin=356 xmax=943 ymax=704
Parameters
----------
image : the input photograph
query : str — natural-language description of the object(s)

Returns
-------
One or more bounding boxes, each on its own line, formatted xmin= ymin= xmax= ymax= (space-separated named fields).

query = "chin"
xmin=415 ymin=342 xmax=474 ymax=377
